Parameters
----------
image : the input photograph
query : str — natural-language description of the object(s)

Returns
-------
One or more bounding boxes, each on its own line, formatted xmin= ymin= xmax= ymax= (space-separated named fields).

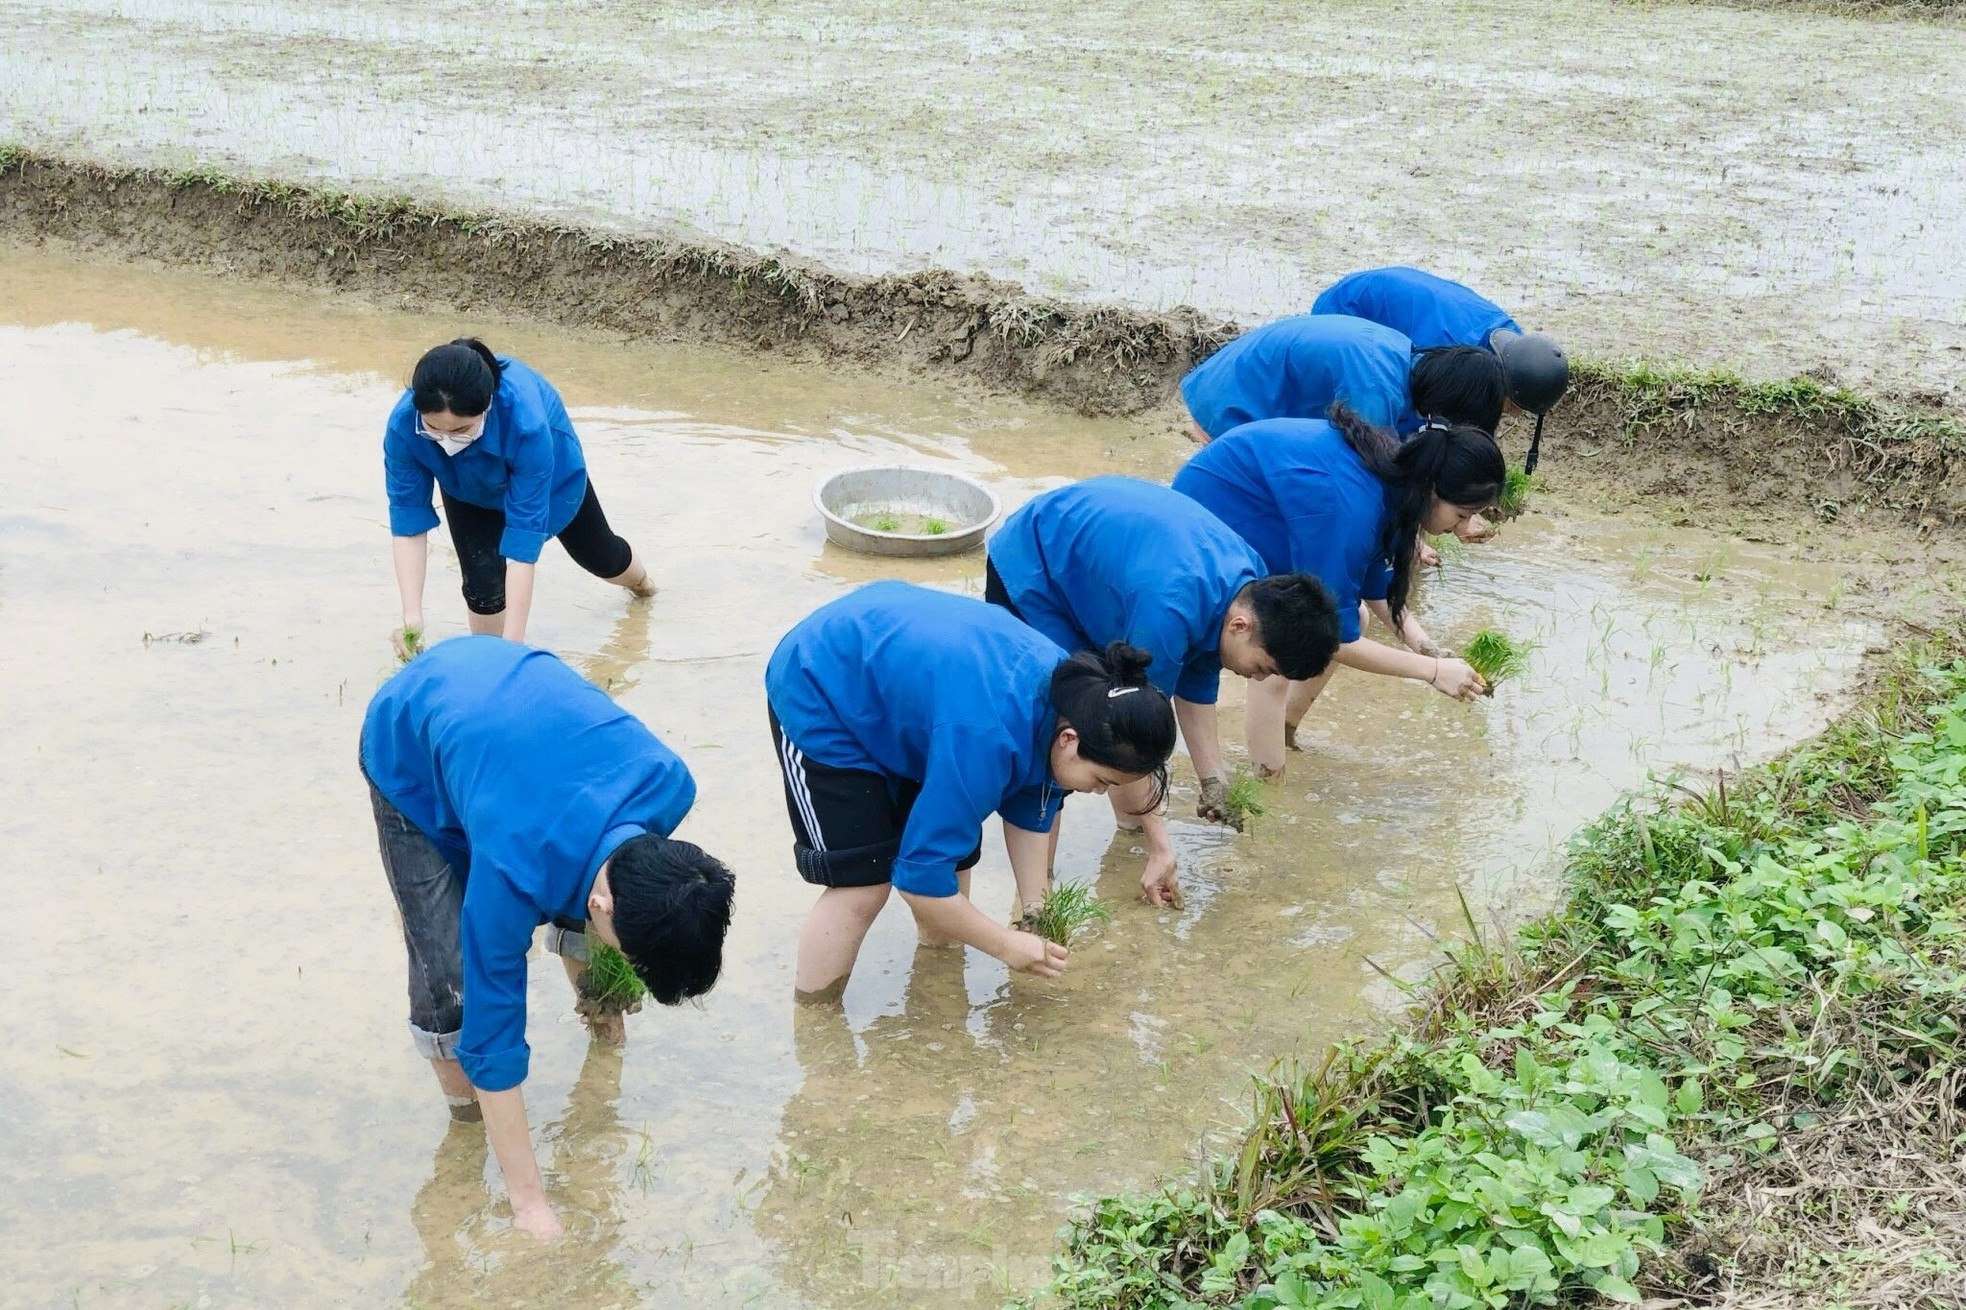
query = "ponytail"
xmin=410 ymin=337 xmax=503 ymax=417
xmin=1330 ymin=403 xmax=1504 ymax=633
xmin=1050 ymin=641 xmax=1177 ymax=810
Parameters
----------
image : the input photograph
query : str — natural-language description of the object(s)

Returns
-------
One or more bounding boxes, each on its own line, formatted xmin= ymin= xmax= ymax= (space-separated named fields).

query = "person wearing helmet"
xmin=1312 ymin=267 xmax=1570 ymax=471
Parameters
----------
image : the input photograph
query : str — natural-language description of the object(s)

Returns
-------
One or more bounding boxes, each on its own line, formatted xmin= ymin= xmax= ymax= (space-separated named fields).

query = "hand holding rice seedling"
xmin=1019 ymin=884 xmax=1111 ymax=945
xmin=575 ymin=942 xmax=646 ymax=1043
xmin=1199 ymin=769 xmax=1267 ymax=833
xmin=1460 ymin=628 xmax=1533 ymax=695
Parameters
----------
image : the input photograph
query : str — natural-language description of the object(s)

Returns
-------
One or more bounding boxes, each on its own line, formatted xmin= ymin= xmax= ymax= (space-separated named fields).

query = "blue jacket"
xmin=765 ymin=582 xmax=1067 ymax=897
xmin=1180 ymin=314 xmax=1419 ymax=440
xmin=1172 ymin=420 xmax=1393 ymax=644
xmin=360 ymin=636 xmax=696 ymax=1092
xmin=384 ymin=357 xmax=591 ymax=564
xmin=1311 ymin=266 xmax=1521 ymax=352
xmin=988 ymin=476 xmax=1261 ymax=705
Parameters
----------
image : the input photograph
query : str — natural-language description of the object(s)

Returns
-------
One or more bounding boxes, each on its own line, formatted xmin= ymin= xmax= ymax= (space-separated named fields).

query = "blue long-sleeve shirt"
xmin=987 ymin=476 xmax=1261 ymax=705
xmin=360 ymin=636 xmax=696 ymax=1092
xmin=383 ymin=356 xmax=591 ymax=564
xmin=1180 ymin=314 xmax=1418 ymax=440
xmin=1310 ymin=266 xmax=1521 ymax=352
xmin=764 ymin=581 xmax=1067 ymax=897
xmin=1172 ymin=420 xmax=1394 ymax=644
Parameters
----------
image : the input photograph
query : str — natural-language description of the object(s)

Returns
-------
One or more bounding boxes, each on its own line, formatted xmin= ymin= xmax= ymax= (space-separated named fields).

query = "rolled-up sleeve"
xmin=385 ymin=441 xmax=440 ymax=538
xmin=455 ymin=869 xmax=536 ymax=1093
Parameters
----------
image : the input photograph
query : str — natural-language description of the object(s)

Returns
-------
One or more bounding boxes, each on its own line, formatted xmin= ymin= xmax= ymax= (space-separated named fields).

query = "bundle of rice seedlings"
xmin=1020 ymin=884 xmax=1112 ymax=945
xmin=576 ymin=942 xmax=647 ymax=1020
xmin=1461 ymin=628 xmax=1532 ymax=694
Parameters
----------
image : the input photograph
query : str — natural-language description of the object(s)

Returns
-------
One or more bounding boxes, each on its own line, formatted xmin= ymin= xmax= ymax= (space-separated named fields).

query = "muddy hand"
xmin=1414 ymin=538 xmax=1441 ymax=568
xmin=1196 ymin=776 xmax=1241 ymax=831
xmin=1003 ymin=930 xmax=1069 ymax=978
xmin=1430 ymin=656 xmax=1486 ymax=702
xmin=1141 ymin=846 xmax=1182 ymax=908
xmin=1456 ymin=513 xmax=1497 ymax=543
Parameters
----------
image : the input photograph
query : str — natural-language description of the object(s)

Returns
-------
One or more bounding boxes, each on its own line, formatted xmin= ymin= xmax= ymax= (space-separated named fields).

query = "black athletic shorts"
xmin=769 ymin=708 xmax=982 ymax=889
xmin=442 ymin=479 xmax=634 ymax=615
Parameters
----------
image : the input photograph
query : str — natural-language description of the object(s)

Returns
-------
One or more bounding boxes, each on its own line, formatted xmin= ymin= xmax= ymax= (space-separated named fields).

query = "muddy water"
xmin=3 ymin=1 xmax=1965 ymax=402
xmin=0 ymin=244 xmax=1876 ymax=1309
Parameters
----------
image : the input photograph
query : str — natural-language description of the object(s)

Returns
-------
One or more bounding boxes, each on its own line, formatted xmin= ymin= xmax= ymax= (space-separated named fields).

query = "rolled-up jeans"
xmin=367 ymin=783 xmax=587 ymax=1062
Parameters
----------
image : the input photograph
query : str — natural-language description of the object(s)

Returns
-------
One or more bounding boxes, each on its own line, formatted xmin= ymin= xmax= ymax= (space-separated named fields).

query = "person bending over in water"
xmin=766 ymin=581 xmax=1177 ymax=1002
xmin=1311 ymin=265 xmax=1570 ymax=472
xmin=1180 ymin=313 xmax=1506 ymax=446
xmin=985 ymin=476 xmax=1340 ymax=905
xmin=1172 ymin=405 xmax=1502 ymax=777
xmin=362 ymin=635 xmax=734 ymax=1238
xmin=384 ymin=338 xmax=656 ymax=655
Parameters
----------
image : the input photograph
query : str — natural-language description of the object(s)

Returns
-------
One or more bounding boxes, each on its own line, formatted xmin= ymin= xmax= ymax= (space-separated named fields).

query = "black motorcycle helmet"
xmin=1493 ymin=330 xmax=1570 ymax=473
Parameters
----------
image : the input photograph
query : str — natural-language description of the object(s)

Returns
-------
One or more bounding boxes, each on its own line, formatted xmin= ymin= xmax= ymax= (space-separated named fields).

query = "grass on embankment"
xmin=1037 ymin=634 xmax=1966 ymax=1309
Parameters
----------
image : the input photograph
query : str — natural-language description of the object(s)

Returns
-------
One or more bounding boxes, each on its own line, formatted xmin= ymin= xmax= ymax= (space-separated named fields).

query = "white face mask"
xmin=415 ymin=413 xmax=486 ymax=457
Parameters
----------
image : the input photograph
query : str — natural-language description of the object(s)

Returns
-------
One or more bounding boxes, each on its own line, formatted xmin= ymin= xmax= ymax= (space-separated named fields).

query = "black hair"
xmin=1330 ymin=403 xmax=1505 ymax=633
xmin=1408 ymin=345 xmax=1505 ymax=434
xmin=604 ymin=834 xmax=735 ymax=1005
xmin=410 ymin=338 xmax=503 ymax=418
xmin=1049 ymin=641 xmax=1177 ymax=811
xmin=1238 ymin=573 xmax=1341 ymax=680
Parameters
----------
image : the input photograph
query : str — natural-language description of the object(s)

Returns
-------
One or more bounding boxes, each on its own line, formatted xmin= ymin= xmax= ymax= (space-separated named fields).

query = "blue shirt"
xmin=360 ymin=636 xmax=697 ymax=1092
xmin=1310 ymin=266 xmax=1521 ymax=352
xmin=1180 ymin=314 xmax=1418 ymax=440
xmin=987 ymin=476 xmax=1262 ymax=705
xmin=764 ymin=581 xmax=1067 ymax=897
xmin=383 ymin=357 xmax=591 ymax=564
xmin=1172 ymin=420 xmax=1394 ymax=644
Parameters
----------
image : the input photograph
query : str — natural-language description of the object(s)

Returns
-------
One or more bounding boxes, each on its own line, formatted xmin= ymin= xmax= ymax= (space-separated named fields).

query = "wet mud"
xmin=4 ymin=156 xmax=1962 ymax=543
xmin=1 ymin=245 xmax=1936 ymax=1309
xmin=3 ymin=0 xmax=1964 ymax=402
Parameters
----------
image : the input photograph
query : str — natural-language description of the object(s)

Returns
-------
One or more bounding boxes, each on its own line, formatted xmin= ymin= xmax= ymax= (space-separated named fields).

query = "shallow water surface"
xmin=2 ymin=0 xmax=1964 ymax=399
xmin=0 ymin=246 xmax=1876 ymax=1308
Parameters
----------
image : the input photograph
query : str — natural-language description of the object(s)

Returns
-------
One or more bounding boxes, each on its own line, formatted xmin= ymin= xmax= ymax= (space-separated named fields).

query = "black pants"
xmin=443 ymin=480 xmax=634 ymax=615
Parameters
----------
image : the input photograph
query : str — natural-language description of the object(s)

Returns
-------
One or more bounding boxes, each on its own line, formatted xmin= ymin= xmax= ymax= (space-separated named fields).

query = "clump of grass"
xmin=872 ymin=514 xmax=902 ymax=532
xmin=1222 ymin=769 xmax=1269 ymax=831
xmin=1020 ymin=884 xmax=1111 ymax=945
xmin=923 ymin=517 xmax=949 ymax=535
xmin=1462 ymin=628 xmax=1532 ymax=693
xmin=576 ymin=942 xmax=646 ymax=1018
xmin=1493 ymin=468 xmax=1542 ymax=518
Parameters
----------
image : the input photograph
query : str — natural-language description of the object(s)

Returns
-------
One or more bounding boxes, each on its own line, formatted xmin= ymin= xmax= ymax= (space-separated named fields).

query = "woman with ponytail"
xmin=384 ymin=338 xmax=655 ymax=654
xmin=765 ymin=581 xmax=1177 ymax=1002
xmin=1172 ymin=405 xmax=1500 ymax=777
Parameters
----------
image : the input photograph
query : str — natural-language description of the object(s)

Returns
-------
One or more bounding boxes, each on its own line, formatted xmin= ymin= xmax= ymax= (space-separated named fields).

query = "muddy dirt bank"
xmin=4 ymin=150 xmax=1962 ymax=539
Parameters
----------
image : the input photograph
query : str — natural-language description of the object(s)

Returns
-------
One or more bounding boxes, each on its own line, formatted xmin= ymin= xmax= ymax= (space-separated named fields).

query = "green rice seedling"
xmin=923 ymin=517 xmax=949 ymax=535
xmin=1223 ymin=769 xmax=1269 ymax=831
xmin=873 ymin=514 xmax=901 ymax=533
xmin=1492 ymin=469 xmax=1542 ymax=519
xmin=1426 ymin=532 xmax=1466 ymax=565
xmin=1020 ymin=884 xmax=1111 ymax=945
xmin=1461 ymin=628 xmax=1532 ymax=693
xmin=577 ymin=942 xmax=646 ymax=1019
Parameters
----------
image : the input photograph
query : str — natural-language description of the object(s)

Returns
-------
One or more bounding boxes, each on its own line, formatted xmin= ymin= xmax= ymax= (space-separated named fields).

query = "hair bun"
xmin=1102 ymin=641 xmax=1154 ymax=687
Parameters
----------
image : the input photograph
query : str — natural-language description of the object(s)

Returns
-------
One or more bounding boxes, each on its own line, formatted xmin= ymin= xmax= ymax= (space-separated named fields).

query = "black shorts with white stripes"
xmin=768 ymin=707 xmax=983 ymax=888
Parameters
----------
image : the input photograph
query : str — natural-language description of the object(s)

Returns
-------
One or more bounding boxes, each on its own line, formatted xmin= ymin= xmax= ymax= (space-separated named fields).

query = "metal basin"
xmin=813 ymin=465 xmax=1001 ymax=557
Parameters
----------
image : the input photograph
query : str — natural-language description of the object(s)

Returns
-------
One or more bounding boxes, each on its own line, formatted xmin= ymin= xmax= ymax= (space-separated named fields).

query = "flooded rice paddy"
xmin=3 ymin=0 xmax=1966 ymax=401
xmin=0 ymin=243 xmax=1884 ymax=1308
